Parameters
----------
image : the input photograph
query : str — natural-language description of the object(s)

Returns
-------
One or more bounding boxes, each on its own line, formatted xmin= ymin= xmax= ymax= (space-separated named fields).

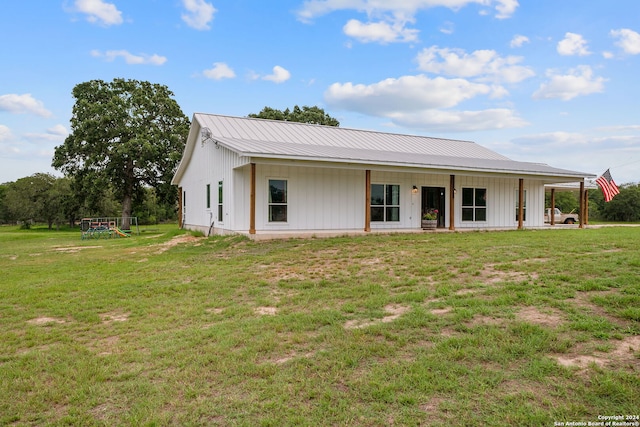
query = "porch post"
xmin=518 ymin=179 xmax=524 ymax=230
xmin=579 ymin=180 xmax=585 ymax=229
xmin=364 ymin=170 xmax=371 ymax=232
xmin=249 ymin=163 xmax=256 ymax=235
xmin=449 ymin=175 xmax=455 ymax=231
xmin=550 ymin=188 xmax=556 ymax=226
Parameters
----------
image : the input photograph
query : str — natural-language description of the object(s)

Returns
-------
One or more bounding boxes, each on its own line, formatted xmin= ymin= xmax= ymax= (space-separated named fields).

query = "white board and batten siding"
xmin=180 ymin=137 xmax=246 ymax=234
xmin=173 ymin=114 xmax=593 ymax=237
xmin=251 ymin=164 xmax=365 ymax=233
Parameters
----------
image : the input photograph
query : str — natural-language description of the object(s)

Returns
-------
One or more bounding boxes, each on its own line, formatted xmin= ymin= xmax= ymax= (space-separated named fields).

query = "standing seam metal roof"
xmin=174 ymin=113 xmax=594 ymax=181
xmin=195 ymin=113 xmax=510 ymax=160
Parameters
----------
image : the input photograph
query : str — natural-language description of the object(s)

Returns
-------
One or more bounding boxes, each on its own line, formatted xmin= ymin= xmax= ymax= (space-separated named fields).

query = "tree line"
xmin=0 ymin=173 xmax=177 ymax=229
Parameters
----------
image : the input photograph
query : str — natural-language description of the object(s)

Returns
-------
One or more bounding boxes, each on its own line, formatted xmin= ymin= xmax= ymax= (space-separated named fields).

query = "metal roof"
xmin=172 ymin=113 xmax=595 ymax=184
xmin=195 ymin=113 xmax=510 ymax=160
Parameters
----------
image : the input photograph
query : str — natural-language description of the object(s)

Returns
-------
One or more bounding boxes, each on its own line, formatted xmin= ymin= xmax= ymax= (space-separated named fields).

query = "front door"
xmin=422 ymin=187 xmax=446 ymax=228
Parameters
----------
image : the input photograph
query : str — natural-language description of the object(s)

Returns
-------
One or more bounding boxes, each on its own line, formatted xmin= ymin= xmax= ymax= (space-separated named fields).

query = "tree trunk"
xmin=121 ymin=194 xmax=132 ymax=230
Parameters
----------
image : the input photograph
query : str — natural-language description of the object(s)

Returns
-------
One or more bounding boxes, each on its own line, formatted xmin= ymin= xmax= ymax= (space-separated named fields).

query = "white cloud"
xmin=325 ymin=75 xmax=491 ymax=113
xmin=74 ymin=0 xmax=123 ymax=26
xmin=91 ymin=50 xmax=167 ymax=65
xmin=0 ymin=124 xmax=13 ymax=142
xmin=324 ymin=74 xmax=527 ymax=132
xmin=510 ymin=34 xmax=529 ymax=48
xmin=181 ymin=0 xmax=216 ymax=30
xmin=439 ymin=21 xmax=455 ymax=35
xmin=297 ymin=0 xmax=519 ymax=22
xmin=203 ymin=62 xmax=236 ymax=80
xmin=533 ymin=66 xmax=606 ymax=101
xmin=297 ymin=0 xmax=518 ymax=44
xmin=390 ymin=108 xmax=528 ymax=132
xmin=494 ymin=0 xmax=518 ymax=19
xmin=343 ymin=19 xmax=419 ymax=43
xmin=416 ymin=46 xmax=535 ymax=84
xmin=0 ymin=94 xmax=52 ymax=117
xmin=263 ymin=66 xmax=291 ymax=83
xmin=610 ymin=28 xmax=640 ymax=55
xmin=557 ymin=32 xmax=591 ymax=56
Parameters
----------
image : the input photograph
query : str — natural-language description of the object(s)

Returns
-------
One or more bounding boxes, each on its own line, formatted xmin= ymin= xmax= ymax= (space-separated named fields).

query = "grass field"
xmin=1 ymin=224 xmax=638 ymax=426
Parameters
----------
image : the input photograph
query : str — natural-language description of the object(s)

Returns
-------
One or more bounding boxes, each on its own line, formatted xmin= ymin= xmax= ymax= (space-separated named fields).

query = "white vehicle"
xmin=544 ymin=208 xmax=579 ymax=224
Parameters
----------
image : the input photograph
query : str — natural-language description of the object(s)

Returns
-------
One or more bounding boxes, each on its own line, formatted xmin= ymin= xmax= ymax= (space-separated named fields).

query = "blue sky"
xmin=2 ymin=0 xmax=640 ymax=184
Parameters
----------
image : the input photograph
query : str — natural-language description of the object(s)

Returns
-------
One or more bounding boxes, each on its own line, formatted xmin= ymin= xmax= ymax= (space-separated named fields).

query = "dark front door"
xmin=422 ymin=187 xmax=446 ymax=228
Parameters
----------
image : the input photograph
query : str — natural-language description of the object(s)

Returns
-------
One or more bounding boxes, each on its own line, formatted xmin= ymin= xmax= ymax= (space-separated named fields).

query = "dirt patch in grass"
xmin=91 ymin=336 xmax=120 ymax=356
xmin=516 ymin=306 xmax=564 ymax=327
xmin=344 ymin=304 xmax=410 ymax=329
xmin=255 ymin=306 xmax=278 ymax=316
xmin=552 ymin=335 xmax=640 ymax=370
xmin=269 ymin=350 xmax=318 ymax=365
xmin=27 ymin=317 xmax=66 ymax=325
xmin=154 ymin=235 xmax=203 ymax=254
xmin=479 ymin=263 xmax=537 ymax=284
xmin=52 ymin=245 xmax=102 ymax=253
xmin=569 ymin=290 xmax=628 ymax=326
xmin=466 ymin=314 xmax=504 ymax=327
xmin=100 ymin=311 xmax=129 ymax=324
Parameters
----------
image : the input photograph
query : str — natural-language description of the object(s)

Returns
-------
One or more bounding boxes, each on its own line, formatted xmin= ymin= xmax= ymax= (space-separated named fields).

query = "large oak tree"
xmin=53 ymin=79 xmax=190 ymax=229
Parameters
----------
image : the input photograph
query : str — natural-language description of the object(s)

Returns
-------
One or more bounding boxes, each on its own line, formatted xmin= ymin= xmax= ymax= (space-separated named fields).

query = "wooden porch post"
xmin=449 ymin=175 xmax=455 ymax=231
xmin=249 ymin=163 xmax=256 ymax=235
xmin=364 ymin=170 xmax=371 ymax=232
xmin=579 ymin=180 xmax=585 ymax=229
xmin=550 ymin=188 xmax=556 ymax=226
xmin=518 ymin=178 xmax=524 ymax=230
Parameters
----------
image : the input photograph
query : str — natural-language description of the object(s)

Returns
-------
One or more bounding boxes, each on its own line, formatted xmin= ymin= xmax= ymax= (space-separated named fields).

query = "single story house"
xmin=171 ymin=113 xmax=595 ymax=238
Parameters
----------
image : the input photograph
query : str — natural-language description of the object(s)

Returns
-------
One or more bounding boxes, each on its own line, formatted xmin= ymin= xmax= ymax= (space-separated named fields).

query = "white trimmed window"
xmin=371 ymin=184 xmax=400 ymax=222
xmin=462 ymin=188 xmax=487 ymax=222
xmin=218 ymin=181 xmax=223 ymax=222
xmin=268 ymin=179 xmax=287 ymax=222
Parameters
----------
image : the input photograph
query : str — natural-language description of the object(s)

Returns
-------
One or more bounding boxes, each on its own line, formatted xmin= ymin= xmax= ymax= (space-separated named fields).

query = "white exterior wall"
xmin=179 ymin=137 xmax=246 ymax=234
xmin=250 ymin=164 xmax=366 ymax=233
xmin=182 ymin=153 xmax=548 ymax=235
xmin=454 ymin=176 xmax=545 ymax=229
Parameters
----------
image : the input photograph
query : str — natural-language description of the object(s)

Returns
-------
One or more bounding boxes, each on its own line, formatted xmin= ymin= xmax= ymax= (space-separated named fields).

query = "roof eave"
xmin=240 ymin=151 xmax=595 ymax=180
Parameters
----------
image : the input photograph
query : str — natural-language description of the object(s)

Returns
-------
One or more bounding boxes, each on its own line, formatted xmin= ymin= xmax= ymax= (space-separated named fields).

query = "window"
xmin=515 ymin=189 xmax=526 ymax=222
xmin=218 ymin=181 xmax=223 ymax=222
xmin=268 ymin=179 xmax=287 ymax=222
xmin=206 ymin=184 xmax=211 ymax=209
xmin=371 ymin=184 xmax=400 ymax=222
xmin=462 ymin=188 xmax=486 ymax=221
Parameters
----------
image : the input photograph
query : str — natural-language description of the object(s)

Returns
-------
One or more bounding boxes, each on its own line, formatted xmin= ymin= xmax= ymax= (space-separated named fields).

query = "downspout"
xmin=208 ymin=212 xmax=215 ymax=237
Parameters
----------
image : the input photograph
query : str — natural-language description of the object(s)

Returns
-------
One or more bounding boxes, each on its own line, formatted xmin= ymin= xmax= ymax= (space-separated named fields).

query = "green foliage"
xmin=590 ymin=183 xmax=640 ymax=221
xmin=52 ymin=78 xmax=190 ymax=226
xmin=248 ymin=105 xmax=340 ymax=126
xmin=545 ymin=191 xmax=579 ymax=213
xmin=1 ymin=173 xmax=75 ymax=229
xmin=0 ymin=183 xmax=8 ymax=223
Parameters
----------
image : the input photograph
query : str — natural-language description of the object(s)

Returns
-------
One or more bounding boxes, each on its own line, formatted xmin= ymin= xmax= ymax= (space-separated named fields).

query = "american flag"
xmin=596 ymin=169 xmax=620 ymax=202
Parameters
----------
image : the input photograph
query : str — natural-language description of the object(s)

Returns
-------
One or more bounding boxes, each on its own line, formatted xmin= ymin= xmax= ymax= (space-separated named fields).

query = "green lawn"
xmin=1 ymin=225 xmax=638 ymax=426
